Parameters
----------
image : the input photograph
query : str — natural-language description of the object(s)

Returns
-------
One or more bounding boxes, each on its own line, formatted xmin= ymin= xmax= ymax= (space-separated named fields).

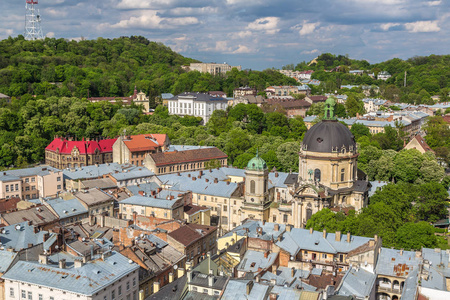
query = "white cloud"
xmin=46 ymin=32 xmax=55 ymax=38
xmin=301 ymin=49 xmax=320 ymax=55
xmin=105 ymin=11 xmax=199 ymax=30
xmin=405 ymin=20 xmax=440 ymax=32
xmin=45 ymin=8 xmax=68 ymax=18
xmin=247 ymin=17 xmax=279 ymax=34
xmin=235 ymin=30 xmax=252 ymax=38
xmin=168 ymin=6 xmax=218 ymax=16
xmin=380 ymin=22 xmax=400 ymax=31
xmin=427 ymin=1 xmax=441 ymax=6
xmin=297 ymin=21 xmax=320 ymax=36
xmin=116 ymin=0 xmax=174 ymax=9
xmin=232 ymin=45 xmax=254 ymax=54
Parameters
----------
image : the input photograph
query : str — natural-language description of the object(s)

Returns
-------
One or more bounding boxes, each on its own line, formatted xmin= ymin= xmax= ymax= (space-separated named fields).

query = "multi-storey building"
xmin=233 ymin=86 xmax=257 ymax=99
xmin=167 ymin=92 xmax=228 ymax=123
xmin=188 ymin=63 xmax=241 ymax=75
xmin=112 ymin=134 xmax=169 ymax=165
xmin=3 ymin=251 xmax=140 ymax=300
xmin=45 ymin=137 xmax=116 ymax=169
xmin=0 ymin=166 xmax=63 ymax=200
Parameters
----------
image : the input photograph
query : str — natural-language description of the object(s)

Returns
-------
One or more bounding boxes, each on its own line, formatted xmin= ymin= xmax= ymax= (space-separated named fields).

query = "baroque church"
xmin=240 ymin=98 xmax=369 ymax=228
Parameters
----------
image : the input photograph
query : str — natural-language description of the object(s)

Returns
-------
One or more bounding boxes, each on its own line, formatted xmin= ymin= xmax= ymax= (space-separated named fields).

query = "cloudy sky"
xmin=1 ymin=0 xmax=449 ymax=70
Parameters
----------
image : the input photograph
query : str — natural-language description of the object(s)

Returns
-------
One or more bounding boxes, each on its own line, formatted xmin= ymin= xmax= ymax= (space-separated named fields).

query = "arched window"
xmin=314 ymin=169 xmax=321 ymax=182
xmin=250 ymin=180 xmax=255 ymax=194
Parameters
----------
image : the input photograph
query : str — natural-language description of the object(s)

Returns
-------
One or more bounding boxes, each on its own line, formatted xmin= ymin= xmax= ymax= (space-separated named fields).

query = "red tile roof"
xmin=149 ymin=147 xmax=227 ymax=166
xmin=168 ymin=223 xmax=217 ymax=247
xmin=184 ymin=204 xmax=210 ymax=216
xmin=45 ymin=137 xmax=117 ymax=155
xmin=123 ymin=134 xmax=168 ymax=152
xmin=413 ymin=135 xmax=434 ymax=153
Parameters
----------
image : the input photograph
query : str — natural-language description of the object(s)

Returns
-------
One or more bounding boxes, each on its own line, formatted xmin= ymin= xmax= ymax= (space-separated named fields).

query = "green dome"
xmin=247 ymin=153 xmax=267 ymax=170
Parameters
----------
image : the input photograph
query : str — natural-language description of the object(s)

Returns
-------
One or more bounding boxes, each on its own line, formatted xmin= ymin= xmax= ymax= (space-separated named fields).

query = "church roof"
xmin=302 ymin=120 xmax=356 ymax=153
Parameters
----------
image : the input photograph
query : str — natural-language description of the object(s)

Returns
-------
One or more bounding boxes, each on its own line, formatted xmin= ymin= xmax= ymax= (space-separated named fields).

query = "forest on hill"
xmin=286 ymin=53 xmax=450 ymax=104
xmin=0 ymin=35 xmax=296 ymax=101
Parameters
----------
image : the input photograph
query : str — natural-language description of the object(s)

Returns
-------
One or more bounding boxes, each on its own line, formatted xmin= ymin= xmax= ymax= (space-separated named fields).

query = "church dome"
xmin=247 ymin=153 xmax=267 ymax=170
xmin=302 ymin=120 xmax=356 ymax=153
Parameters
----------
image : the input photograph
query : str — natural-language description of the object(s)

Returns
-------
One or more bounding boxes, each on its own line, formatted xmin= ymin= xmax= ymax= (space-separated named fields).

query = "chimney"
xmin=208 ymin=270 xmax=214 ymax=287
xmin=138 ymin=190 xmax=144 ymax=196
xmin=374 ymin=234 xmax=378 ymax=242
xmin=187 ymin=268 xmax=193 ymax=283
xmin=226 ymin=181 xmax=230 ymax=185
xmin=262 ymin=220 xmax=266 ymax=225
xmin=39 ymin=254 xmax=48 ymax=265
xmin=33 ymin=226 xmax=39 ymax=234
xmin=255 ymin=275 xmax=260 ymax=283
xmin=74 ymin=258 xmax=84 ymax=268
xmin=177 ymin=268 xmax=185 ymax=278
xmin=347 ymin=232 xmax=351 ymax=243
xmin=199 ymin=170 xmax=203 ymax=176
xmin=99 ymin=214 xmax=105 ymax=227
xmin=157 ymin=187 xmax=162 ymax=193
xmin=82 ymin=255 xmax=90 ymax=263
xmin=400 ymin=249 xmax=403 ymax=255
xmin=169 ymin=273 xmax=174 ymax=283
xmin=335 ymin=231 xmax=341 ymax=242
xmin=43 ymin=233 xmax=49 ymax=242
xmin=323 ymin=229 xmax=327 ymax=238
xmin=264 ymin=251 xmax=269 ymax=258
xmin=133 ymin=212 xmax=137 ymax=225
xmin=269 ymin=293 xmax=278 ymax=300
xmin=275 ymin=172 xmax=279 ymax=178
xmin=59 ymin=259 xmax=66 ymax=269
xmin=309 ymin=227 xmax=313 ymax=234
xmin=151 ymin=190 xmax=156 ymax=196
xmin=153 ymin=281 xmax=160 ymax=293
xmin=192 ymin=177 xmax=196 ymax=181
xmin=246 ymin=280 xmax=254 ymax=295
xmin=170 ymin=195 xmax=174 ymax=200
xmin=177 ymin=172 xmax=181 ymax=176
xmin=286 ymin=225 xmax=292 ymax=232
xmin=28 ymin=243 xmax=33 ymax=248
xmin=188 ymin=174 xmax=191 ymax=178
xmin=205 ymin=178 xmax=209 ymax=182
xmin=274 ymin=224 xmax=280 ymax=231
xmin=214 ymin=178 xmax=218 ymax=183
xmin=291 ymin=267 xmax=295 ymax=277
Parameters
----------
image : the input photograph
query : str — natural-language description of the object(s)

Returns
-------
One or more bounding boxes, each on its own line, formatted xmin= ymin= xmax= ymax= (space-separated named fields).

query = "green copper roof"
xmin=247 ymin=152 xmax=267 ymax=171
xmin=323 ymin=97 xmax=336 ymax=120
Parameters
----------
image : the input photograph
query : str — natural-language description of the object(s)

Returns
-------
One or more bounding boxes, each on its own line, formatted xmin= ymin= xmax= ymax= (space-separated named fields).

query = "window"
xmin=31 ymin=178 xmax=35 ymax=182
xmin=314 ymin=169 xmax=321 ymax=182
xmin=203 ymin=289 xmax=208 ymax=293
xmin=32 ymin=186 xmax=36 ymax=190
xmin=27 ymin=291 xmax=32 ymax=300
xmin=133 ymin=278 xmax=136 ymax=286
xmin=223 ymin=206 xmax=227 ymax=212
xmin=57 ymin=177 xmax=61 ymax=181
xmin=25 ymin=178 xmax=29 ymax=183
xmin=340 ymin=168 xmax=345 ymax=182
xmin=273 ymin=215 xmax=276 ymax=222
xmin=283 ymin=214 xmax=288 ymax=223
xmin=38 ymin=295 xmax=42 ymax=300
xmin=6 ymin=185 xmax=9 ymax=192
xmin=322 ymin=254 xmax=327 ymax=259
xmin=10 ymin=288 xmax=14 ymax=297
xmin=118 ymin=286 xmax=122 ymax=296
xmin=50 ymin=298 xmax=54 ymax=300
xmin=21 ymin=290 xmax=26 ymax=299
xmin=250 ymin=180 xmax=255 ymax=194
xmin=15 ymin=184 xmax=18 ymax=191
xmin=127 ymin=281 xmax=130 ymax=290
xmin=57 ymin=185 xmax=61 ymax=190
xmin=25 ymin=187 xmax=30 ymax=191
xmin=111 ymin=290 xmax=115 ymax=300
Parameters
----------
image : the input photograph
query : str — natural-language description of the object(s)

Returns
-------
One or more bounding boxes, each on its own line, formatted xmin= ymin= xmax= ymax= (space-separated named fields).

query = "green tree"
xmin=395 ymin=222 xmax=437 ymax=250
xmin=276 ymin=142 xmax=300 ymax=172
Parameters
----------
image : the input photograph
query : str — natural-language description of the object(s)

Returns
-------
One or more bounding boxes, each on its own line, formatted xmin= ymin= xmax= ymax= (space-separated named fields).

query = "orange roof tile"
xmin=123 ymin=134 xmax=168 ymax=152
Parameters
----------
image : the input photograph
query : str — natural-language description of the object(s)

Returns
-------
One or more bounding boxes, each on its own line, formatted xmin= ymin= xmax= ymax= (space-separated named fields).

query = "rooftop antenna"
xmin=25 ymin=0 xmax=44 ymax=41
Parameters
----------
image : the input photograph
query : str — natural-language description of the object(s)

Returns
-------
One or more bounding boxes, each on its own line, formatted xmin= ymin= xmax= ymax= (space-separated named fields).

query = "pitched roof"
xmin=44 ymin=197 xmax=88 ymax=219
xmin=1 ymin=205 xmax=58 ymax=226
xmin=168 ymin=223 xmax=217 ymax=247
xmin=410 ymin=135 xmax=434 ymax=153
xmin=122 ymin=134 xmax=168 ymax=152
xmin=150 ymin=147 xmax=227 ymax=166
xmin=120 ymin=195 xmax=183 ymax=209
xmin=0 ymin=221 xmax=57 ymax=251
xmin=73 ymin=188 xmax=114 ymax=206
xmin=184 ymin=204 xmax=210 ymax=216
xmin=45 ymin=137 xmax=116 ymax=154
xmin=2 ymin=251 xmax=139 ymax=296
xmin=267 ymin=99 xmax=311 ymax=109
xmin=0 ymin=197 xmax=21 ymax=213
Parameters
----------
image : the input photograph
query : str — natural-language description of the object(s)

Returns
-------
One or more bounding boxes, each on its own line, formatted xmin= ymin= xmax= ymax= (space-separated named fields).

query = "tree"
xmin=276 ymin=142 xmax=300 ymax=172
xmin=350 ymin=123 xmax=370 ymax=140
xmin=413 ymin=182 xmax=448 ymax=222
xmin=345 ymin=94 xmax=364 ymax=117
xmin=395 ymin=222 xmax=437 ymax=250
xmin=204 ymin=159 xmax=222 ymax=169
xmin=393 ymin=149 xmax=424 ymax=183
xmin=305 ymin=208 xmax=346 ymax=232
xmin=207 ymin=110 xmax=228 ymax=136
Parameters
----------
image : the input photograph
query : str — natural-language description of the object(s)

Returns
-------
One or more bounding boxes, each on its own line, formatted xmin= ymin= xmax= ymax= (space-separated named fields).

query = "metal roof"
xmin=221 ymin=280 xmax=270 ymax=300
xmin=237 ymin=250 xmax=278 ymax=273
xmin=120 ymin=195 xmax=182 ymax=209
xmin=337 ymin=266 xmax=376 ymax=298
xmin=0 ymin=222 xmax=57 ymax=251
xmin=2 ymin=251 xmax=139 ymax=296
xmin=44 ymin=197 xmax=88 ymax=219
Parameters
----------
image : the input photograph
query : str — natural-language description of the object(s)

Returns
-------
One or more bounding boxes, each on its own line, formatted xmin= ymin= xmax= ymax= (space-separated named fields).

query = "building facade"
xmin=188 ymin=63 xmax=241 ymax=75
xmin=112 ymin=134 xmax=169 ymax=165
xmin=167 ymin=92 xmax=228 ymax=123
xmin=45 ymin=137 xmax=116 ymax=169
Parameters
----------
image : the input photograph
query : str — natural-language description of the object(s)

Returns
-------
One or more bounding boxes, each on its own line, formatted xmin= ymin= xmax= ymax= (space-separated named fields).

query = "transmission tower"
xmin=24 ymin=0 xmax=44 ymax=40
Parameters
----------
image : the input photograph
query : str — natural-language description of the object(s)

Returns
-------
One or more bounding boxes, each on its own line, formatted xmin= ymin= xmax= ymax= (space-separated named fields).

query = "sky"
xmin=1 ymin=0 xmax=449 ymax=70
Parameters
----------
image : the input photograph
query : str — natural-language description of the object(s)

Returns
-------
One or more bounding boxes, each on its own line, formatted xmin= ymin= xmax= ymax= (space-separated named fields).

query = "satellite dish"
xmin=174 ymin=265 xmax=178 ymax=270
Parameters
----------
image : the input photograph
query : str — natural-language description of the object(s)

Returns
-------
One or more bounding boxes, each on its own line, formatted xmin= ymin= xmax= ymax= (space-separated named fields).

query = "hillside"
xmin=0 ymin=36 xmax=296 ymax=100
xmin=288 ymin=53 xmax=450 ymax=104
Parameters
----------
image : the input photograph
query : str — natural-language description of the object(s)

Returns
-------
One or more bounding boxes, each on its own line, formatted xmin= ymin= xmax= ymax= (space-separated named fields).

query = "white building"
xmin=188 ymin=63 xmax=241 ymax=75
xmin=363 ymin=98 xmax=387 ymax=113
xmin=377 ymin=71 xmax=392 ymax=81
xmin=167 ymin=92 xmax=228 ymax=123
xmin=3 ymin=251 xmax=140 ymax=300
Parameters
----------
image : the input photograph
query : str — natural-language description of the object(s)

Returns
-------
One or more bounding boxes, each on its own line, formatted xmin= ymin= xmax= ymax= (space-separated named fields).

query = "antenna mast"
xmin=25 ymin=0 xmax=44 ymax=41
